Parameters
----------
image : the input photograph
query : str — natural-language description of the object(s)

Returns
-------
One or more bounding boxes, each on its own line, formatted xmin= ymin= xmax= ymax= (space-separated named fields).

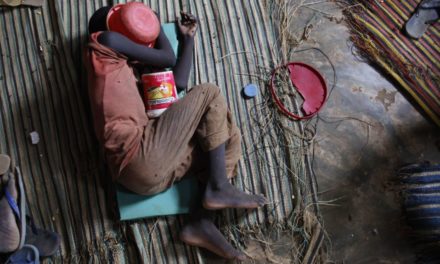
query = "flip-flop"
xmin=5 ymin=244 xmax=40 ymax=264
xmin=405 ymin=0 xmax=440 ymax=39
xmin=0 ymin=157 xmax=27 ymax=253
xmin=25 ymin=217 xmax=61 ymax=257
xmin=2 ymin=156 xmax=60 ymax=257
xmin=13 ymin=167 xmax=27 ymax=250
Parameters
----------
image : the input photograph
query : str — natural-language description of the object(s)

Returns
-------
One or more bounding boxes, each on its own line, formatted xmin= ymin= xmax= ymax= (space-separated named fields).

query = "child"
xmin=87 ymin=3 xmax=266 ymax=260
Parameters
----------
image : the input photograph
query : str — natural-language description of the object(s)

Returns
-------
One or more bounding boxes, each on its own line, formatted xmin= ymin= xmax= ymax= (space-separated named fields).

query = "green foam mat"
xmin=117 ymin=177 xmax=199 ymax=220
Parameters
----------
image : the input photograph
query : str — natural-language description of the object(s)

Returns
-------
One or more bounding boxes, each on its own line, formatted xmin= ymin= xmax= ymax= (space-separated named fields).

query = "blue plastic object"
xmin=117 ymin=177 xmax=199 ymax=220
xmin=242 ymin=83 xmax=258 ymax=98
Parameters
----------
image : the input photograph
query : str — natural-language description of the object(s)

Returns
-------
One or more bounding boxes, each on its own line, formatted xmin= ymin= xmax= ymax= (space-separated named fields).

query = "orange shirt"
xmin=86 ymin=32 xmax=148 ymax=180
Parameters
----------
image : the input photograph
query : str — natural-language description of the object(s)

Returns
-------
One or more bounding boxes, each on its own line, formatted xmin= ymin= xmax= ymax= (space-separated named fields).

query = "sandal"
xmin=0 ymin=155 xmax=26 ymax=253
xmin=25 ymin=216 xmax=61 ymax=257
xmin=6 ymin=244 xmax=40 ymax=264
xmin=1 ymin=154 xmax=60 ymax=258
xmin=405 ymin=0 xmax=440 ymax=39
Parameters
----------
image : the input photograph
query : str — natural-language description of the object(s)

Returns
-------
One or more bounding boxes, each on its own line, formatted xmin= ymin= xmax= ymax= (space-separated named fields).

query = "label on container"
xmin=142 ymin=71 xmax=178 ymax=117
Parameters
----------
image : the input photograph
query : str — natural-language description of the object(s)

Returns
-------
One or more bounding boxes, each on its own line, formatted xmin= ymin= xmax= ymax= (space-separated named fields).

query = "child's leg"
xmin=118 ymin=83 xmax=234 ymax=194
xmin=180 ymin=203 xmax=246 ymax=261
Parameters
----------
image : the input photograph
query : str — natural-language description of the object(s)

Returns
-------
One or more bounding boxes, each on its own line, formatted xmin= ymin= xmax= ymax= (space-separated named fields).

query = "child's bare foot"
xmin=180 ymin=218 xmax=246 ymax=261
xmin=203 ymin=182 xmax=266 ymax=210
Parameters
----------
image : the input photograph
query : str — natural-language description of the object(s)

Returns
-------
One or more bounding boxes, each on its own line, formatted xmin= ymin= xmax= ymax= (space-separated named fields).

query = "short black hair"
xmin=88 ymin=6 xmax=112 ymax=34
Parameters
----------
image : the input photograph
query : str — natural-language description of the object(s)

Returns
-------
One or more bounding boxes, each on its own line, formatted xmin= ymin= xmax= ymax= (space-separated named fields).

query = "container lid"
xmin=270 ymin=62 xmax=327 ymax=120
xmin=242 ymin=83 xmax=259 ymax=98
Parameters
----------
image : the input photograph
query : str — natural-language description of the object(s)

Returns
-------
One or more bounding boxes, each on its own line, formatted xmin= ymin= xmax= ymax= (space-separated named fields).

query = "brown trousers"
xmin=118 ymin=84 xmax=242 ymax=195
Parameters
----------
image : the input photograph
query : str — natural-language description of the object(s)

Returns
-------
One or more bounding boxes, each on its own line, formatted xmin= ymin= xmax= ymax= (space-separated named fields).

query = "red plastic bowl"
xmin=106 ymin=2 xmax=160 ymax=47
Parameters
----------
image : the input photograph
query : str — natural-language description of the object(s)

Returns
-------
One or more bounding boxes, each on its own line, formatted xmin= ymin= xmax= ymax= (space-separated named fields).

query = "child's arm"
xmin=173 ymin=12 xmax=198 ymax=91
xmin=97 ymin=26 xmax=177 ymax=68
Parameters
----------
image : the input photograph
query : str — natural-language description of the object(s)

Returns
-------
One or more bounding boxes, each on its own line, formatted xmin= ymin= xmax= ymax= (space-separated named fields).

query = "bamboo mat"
xmin=0 ymin=0 xmax=325 ymax=263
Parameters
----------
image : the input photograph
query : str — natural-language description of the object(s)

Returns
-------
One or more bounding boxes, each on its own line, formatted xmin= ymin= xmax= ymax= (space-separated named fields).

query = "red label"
xmin=142 ymin=71 xmax=178 ymax=112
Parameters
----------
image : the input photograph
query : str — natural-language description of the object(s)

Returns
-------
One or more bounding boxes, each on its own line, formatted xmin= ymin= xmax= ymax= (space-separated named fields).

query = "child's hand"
xmin=177 ymin=11 xmax=198 ymax=38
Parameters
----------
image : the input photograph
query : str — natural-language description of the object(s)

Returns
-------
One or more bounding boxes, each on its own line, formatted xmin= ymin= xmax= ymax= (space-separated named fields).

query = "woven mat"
xmin=0 ymin=0 xmax=325 ymax=263
xmin=399 ymin=163 xmax=440 ymax=262
xmin=345 ymin=0 xmax=440 ymax=126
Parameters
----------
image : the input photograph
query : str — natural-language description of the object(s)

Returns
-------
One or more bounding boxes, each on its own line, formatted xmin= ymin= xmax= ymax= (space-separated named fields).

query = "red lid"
xmin=106 ymin=2 xmax=160 ymax=47
xmin=270 ymin=62 xmax=327 ymax=120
